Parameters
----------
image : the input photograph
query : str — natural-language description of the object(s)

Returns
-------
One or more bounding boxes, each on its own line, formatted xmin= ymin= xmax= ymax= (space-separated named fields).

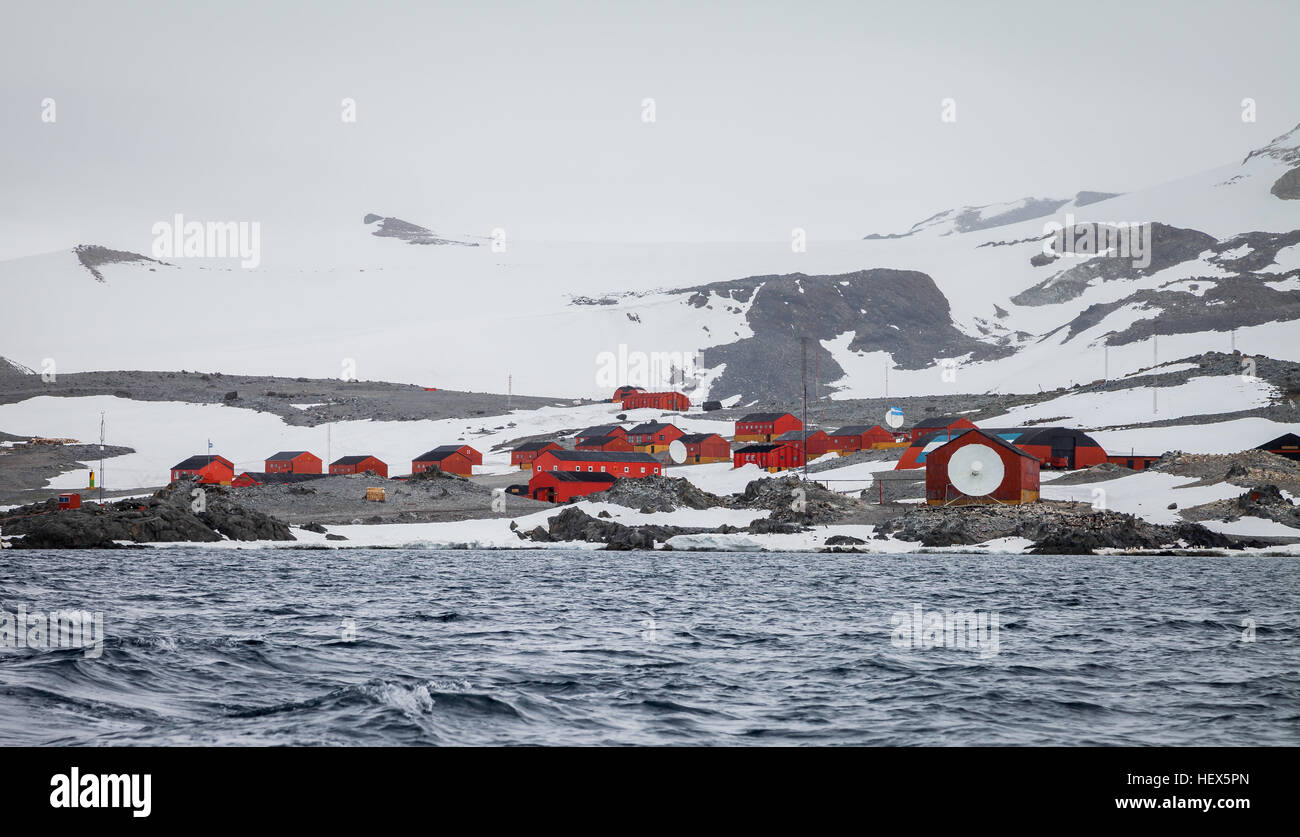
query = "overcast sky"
xmin=2 ymin=0 xmax=1297 ymax=257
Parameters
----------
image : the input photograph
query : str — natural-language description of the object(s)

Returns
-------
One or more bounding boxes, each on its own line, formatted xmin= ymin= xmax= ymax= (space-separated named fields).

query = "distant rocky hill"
xmin=363 ymin=214 xmax=479 ymax=246
xmin=864 ymin=190 xmax=1123 ymax=240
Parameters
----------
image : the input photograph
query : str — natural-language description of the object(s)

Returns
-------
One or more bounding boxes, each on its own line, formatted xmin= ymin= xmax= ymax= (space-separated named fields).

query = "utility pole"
xmin=1104 ymin=345 xmax=1108 ymax=380
xmin=1153 ymin=335 xmax=1159 ymax=415
xmin=98 ymin=412 xmax=105 ymax=505
xmin=801 ymin=337 xmax=809 ymax=480
xmin=508 ymin=374 xmax=512 ymax=411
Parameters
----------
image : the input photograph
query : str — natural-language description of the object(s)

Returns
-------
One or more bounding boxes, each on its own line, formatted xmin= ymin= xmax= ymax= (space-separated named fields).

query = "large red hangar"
xmin=925 ymin=430 xmax=1040 ymax=505
xmin=621 ymin=391 xmax=690 ymax=411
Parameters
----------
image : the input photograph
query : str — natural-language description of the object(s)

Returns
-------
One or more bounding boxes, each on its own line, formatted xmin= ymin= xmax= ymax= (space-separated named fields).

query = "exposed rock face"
xmin=1012 ymin=223 xmax=1218 ymax=307
xmin=3 ymin=480 xmax=293 ymax=548
xmin=1183 ymin=484 xmax=1300 ymax=529
xmin=1271 ymin=167 xmax=1300 ymax=199
xmin=587 ymin=475 xmax=727 ymax=512
xmin=875 ymin=504 xmax=1257 ymax=554
xmin=686 ymin=269 xmax=1013 ymax=402
xmin=522 ymin=506 xmax=718 ymax=550
xmin=736 ymin=476 xmax=862 ymax=525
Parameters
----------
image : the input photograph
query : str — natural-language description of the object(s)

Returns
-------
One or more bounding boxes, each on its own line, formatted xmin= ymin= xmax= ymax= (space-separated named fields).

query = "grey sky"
xmin=2 ymin=0 xmax=1297 ymax=257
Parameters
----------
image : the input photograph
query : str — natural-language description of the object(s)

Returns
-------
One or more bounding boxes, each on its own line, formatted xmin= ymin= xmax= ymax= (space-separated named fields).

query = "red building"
xmin=329 ymin=455 xmax=389 ymax=477
xmin=733 ymin=442 xmax=805 ymax=472
xmin=532 ymin=450 xmax=663 ymax=479
xmin=621 ymin=391 xmax=690 ymax=411
xmin=908 ymin=416 xmax=978 ymax=444
xmin=776 ymin=429 xmax=832 ymax=457
xmin=57 ymin=493 xmax=82 ymax=510
xmin=413 ymin=445 xmax=482 ymax=476
xmin=627 ymin=421 xmax=684 ymax=452
xmin=734 ymin=412 xmax=802 ymax=442
xmin=612 ymin=385 xmax=644 ymax=402
xmin=170 ymin=455 xmax=234 ymax=485
xmin=510 ymin=441 xmax=562 ymax=469
xmin=829 ymin=425 xmax=897 ymax=454
xmin=265 ymin=451 xmax=323 ymax=474
xmin=575 ymin=435 xmax=635 ymax=453
xmin=925 ymin=430 xmax=1040 ymax=505
xmin=528 ymin=470 xmax=618 ymax=503
xmin=575 ymin=425 xmax=628 ymax=445
xmin=676 ymin=433 xmax=731 ymax=464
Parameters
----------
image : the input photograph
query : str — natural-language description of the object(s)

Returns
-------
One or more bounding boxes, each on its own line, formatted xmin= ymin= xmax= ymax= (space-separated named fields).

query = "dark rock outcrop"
xmin=3 ymin=480 xmax=293 ymax=548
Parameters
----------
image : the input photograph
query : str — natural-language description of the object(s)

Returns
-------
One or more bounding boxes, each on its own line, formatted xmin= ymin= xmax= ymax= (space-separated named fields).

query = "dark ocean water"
xmin=0 ymin=547 xmax=1296 ymax=746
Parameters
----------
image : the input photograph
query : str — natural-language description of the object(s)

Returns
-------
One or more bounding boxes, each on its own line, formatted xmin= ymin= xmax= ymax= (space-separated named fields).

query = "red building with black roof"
xmin=575 ymin=425 xmax=628 ymax=445
xmin=676 ymin=432 xmax=731 ymax=463
xmin=829 ymin=425 xmax=897 ymax=454
xmin=413 ymin=445 xmax=482 ymax=476
xmin=627 ymin=421 xmax=684 ymax=452
xmin=170 ymin=455 xmax=234 ymax=485
xmin=265 ymin=451 xmax=323 ymax=474
xmin=329 ymin=455 xmax=388 ymax=477
xmin=907 ymin=416 xmax=978 ymax=444
xmin=734 ymin=412 xmax=802 ymax=442
xmin=511 ymin=441 xmax=562 ymax=468
xmin=576 ymin=435 xmax=635 ymax=452
xmin=776 ymin=429 xmax=831 ymax=458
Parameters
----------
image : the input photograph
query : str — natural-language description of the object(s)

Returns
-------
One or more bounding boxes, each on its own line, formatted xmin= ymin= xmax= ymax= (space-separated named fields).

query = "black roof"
xmin=1259 ymin=433 xmax=1300 ymax=448
xmin=677 ymin=433 xmax=725 ymax=443
xmin=331 ymin=455 xmax=380 ymax=465
xmin=541 ymin=471 xmax=619 ymax=483
xmin=777 ymin=430 xmax=826 ymax=441
xmin=913 ymin=416 xmax=970 ymax=429
xmin=734 ymin=443 xmax=789 ymax=454
xmin=513 ymin=441 xmax=559 ymax=452
xmin=541 ymin=450 xmax=660 ymax=463
xmin=832 ymin=425 xmax=884 ymax=436
xmin=577 ymin=435 xmax=625 ymax=446
xmin=576 ymin=424 xmax=624 ymax=438
xmin=266 ymin=450 xmax=315 ymax=461
xmin=414 ymin=445 xmax=470 ymax=461
xmin=737 ymin=412 xmax=795 ymax=422
xmin=629 ymin=421 xmax=676 ymax=433
xmin=172 ymin=455 xmax=229 ymax=470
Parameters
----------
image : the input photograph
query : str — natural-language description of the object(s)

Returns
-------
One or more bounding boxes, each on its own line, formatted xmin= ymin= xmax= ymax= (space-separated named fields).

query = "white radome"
xmin=947 ymin=444 xmax=1005 ymax=497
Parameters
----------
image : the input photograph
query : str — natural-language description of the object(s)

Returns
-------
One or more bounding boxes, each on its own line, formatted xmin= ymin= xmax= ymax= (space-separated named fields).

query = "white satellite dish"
xmin=885 ymin=406 xmax=905 ymax=429
xmin=667 ymin=439 xmax=688 ymax=465
xmin=947 ymin=444 xmax=1005 ymax=498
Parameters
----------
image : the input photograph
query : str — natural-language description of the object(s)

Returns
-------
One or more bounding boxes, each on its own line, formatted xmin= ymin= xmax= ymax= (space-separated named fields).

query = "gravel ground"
xmin=228 ymin=471 xmax=550 ymax=525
